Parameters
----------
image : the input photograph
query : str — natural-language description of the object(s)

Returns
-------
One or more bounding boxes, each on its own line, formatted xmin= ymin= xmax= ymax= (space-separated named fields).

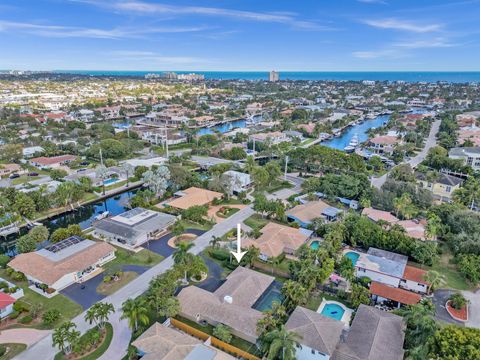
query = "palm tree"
xmin=209 ymin=235 xmax=221 ymax=248
xmin=424 ymin=270 xmax=445 ymax=294
xmin=398 ymin=302 xmax=437 ymax=353
xmin=121 ymin=298 xmax=150 ymax=332
xmin=95 ymin=302 xmax=115 ymax=329
xmin=173 ymin=241 xmax=195 ymax=282
xmin=245 ymin=155 xmax=256 ymax=174
xmin=425 ymin=213 xmax=442 ymax=241
xmin=281 ymin=280 xmax=307 ymax=311
xmin=122 ymin=162 xmax=134 ymax=187
xmin=261 ymin=326 xmax=300 ymax=360
xmin=96 ymin=165 xmax=109 ymax=196
xmin=52 ymin=321 xmax=80 ymax=355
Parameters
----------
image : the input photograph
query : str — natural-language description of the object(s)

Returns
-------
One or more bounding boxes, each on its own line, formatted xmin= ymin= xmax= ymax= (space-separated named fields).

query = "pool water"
xmin=103 ymin=178 xmax=119 ymax=185
xmin=344 ymin=251 xmax=360 ymax=266
xmin=253 ymin=282 xmax=284 ymax=312
xmin=321 ymin=303 xmax=345 ymax=321
xmin=310 ymin=241 xmax=320 ymax=250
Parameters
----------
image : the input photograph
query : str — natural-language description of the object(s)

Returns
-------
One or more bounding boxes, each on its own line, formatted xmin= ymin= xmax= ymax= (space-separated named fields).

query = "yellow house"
xmin=416 ymin=173 xmax=463 ymax=202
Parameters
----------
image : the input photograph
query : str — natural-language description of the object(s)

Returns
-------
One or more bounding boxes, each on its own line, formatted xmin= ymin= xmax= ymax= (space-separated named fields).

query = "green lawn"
xmin=96 ymin=271 xmax=138 ymax=296
xmin=412 ymin=246 xmax=472 ymax=291
xmin=104 ymin=247 xmax=164 ymax=270
xmin=244 ymin=214 xmax=269 ymax=231
xmin=178 ymin=219 xmax=213 ymax=231
xmin=0 ymin=269 xmax=83 ymax=329
xmin=216 ymin=207 xmax=240 ymax=218
xmin=0 ymin=343 xmax=27 ymax=360
xmin=54 ymin=323 xmax=113 ymax=360
xmin=305 ymin=291 xmax=351 ymax=312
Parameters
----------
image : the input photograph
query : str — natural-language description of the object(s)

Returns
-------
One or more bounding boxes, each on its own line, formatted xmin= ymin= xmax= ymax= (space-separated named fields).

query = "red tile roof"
xmin=370 ymin=282 xmax=421 ymax=305
xmin=0 ymin=292 xmax=16 ymax=309
xmin=402 ymin=265 xmax=429 ymax=285
xmin=30 ymin=155 xmax=76 ymax=166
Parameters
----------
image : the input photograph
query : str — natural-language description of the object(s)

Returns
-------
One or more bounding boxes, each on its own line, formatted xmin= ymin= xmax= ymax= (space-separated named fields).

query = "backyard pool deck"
xmin=317 ymin=299 xmax=353 ymax=327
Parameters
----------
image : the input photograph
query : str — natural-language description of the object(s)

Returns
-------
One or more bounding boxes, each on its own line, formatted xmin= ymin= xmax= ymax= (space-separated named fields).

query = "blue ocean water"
xmin=55 ymin=70 xmax=480 ymax=83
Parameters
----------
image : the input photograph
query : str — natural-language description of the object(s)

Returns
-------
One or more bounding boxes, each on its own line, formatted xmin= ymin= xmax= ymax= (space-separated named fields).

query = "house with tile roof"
xmin=370 ymin=282 xmax=421 ymax=307
xmin=132 ymin=322 xmax=235 ymax=360
xmin=331 ymin=305 xmax=405 ymax=360
xmin=416 ymin=172 xmax=464 ymax=202
xmin=177 ymin=267 xmax=274 ymax=343
xmin=28 ymin=155 xmax=76 ymax=169
xmin=287 ymin=200 xmax=342 ymax=227
xmin=8 ymin=236 xmax=115 ymax=296
xmin=165 ymin=187 xmax=223 ymax=210
xmin=285 ymin=306 xmax=344 ymax=360
xmin=243 ymin=222 xmax=313 ymax=260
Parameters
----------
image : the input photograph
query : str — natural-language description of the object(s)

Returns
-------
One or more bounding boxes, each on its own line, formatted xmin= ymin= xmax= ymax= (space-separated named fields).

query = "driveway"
xmin=433 ymin=289 xmax=464 ymax=326
xmin=0 ymin=329 xmax=50 ymax=347
xmin=196 ymin=255 xmax=226 ymax=292
xmin=60 ymin=265 xmax=149 ymax=309
xmin=16 ymin=206 xmax=255 ymax=360
xmin=143 ymin=229 xmax=206 ymax=257
xmin=462 ymin=289 xmax=480 ymax=328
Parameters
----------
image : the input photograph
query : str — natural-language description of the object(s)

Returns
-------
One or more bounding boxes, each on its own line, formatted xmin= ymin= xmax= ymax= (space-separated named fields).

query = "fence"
xmin=170 ymin=318 xmax=261 ymax=360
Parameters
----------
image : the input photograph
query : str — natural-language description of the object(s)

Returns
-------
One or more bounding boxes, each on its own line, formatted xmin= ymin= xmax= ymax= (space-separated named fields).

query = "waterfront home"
xmin=284 ymin=130 xmax=304 ymax=141
xmin=93 ymin=208 xmax=176 ymax=249
xmin=243 ymin=222 xmax=313 ymax=260
xmin=8 ymin=236 xmax=115 ymax=296
xmin=347 ymin=247 xmax=429 ymax=295
xmin=285 ymin=306 xmax=344 ymax=360
xmin=368 ymin=135 xmax=399 ymax=155
xmin=448 ymin=146 xmax=480 ymax=171
xmin=0 ymin=277 xmax=24 ymax=318
xmin=287 ymin=200 xmax=342 ymax=227
xmin=416 ymin=172 xmax=463 ymax=202
xmin=29 ymin=155 xmax=76 ymax=169
xmin=132 ymin=322 xmax=235 ymax=360
xmin=331 ymin=305 xmax=405 ymax=360
xmin=192 ymin=115 xmax=216 ymax=127
xmin=223 ymin=170 xmax=252 ymax=194
xmin=123 ymin=156 xmax=167 ymax=169
xmin=165 ymin=187 xmax=223 ymax=210
xmin=177 ymin=267 xmax=274 ymax=344
xmin=0 ymin=163 xmax=21 ymax=178
xmin=249 ymin=131 xmax=289 ymax=145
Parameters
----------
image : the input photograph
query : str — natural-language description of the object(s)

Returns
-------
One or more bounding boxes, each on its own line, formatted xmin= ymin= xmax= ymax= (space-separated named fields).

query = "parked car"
xmin=28 ymin=172 xmax=39 ymax=177
xmin=9 ymin=173 xmax=20 ymax=179
xmin=77 ymin=168 xmax=87 ymax=173
xmin=80 ymin=161 xmax=90 ymax=166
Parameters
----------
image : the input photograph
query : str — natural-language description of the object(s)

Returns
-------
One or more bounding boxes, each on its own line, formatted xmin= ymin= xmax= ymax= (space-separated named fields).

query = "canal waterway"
xmin=321 ymin=114 xmax=390 ymax=150
xmin=1 ymin=188 xmax=138 ymax=253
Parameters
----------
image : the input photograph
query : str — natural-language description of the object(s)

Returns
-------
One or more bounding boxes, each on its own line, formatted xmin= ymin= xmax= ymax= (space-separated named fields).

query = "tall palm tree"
xmin=96 ymin=302 xmax=115 ymax=329
xmin=122 ymin=162 xmax=134 ymax=187
xmin=424 ymin=270 xmax=445 ymax=294
xmin=209 ymin=235 xmax=221 ymax=249
xmin=261 ymin=326 xmax=300 ymax=360
xmin=173 ymin=241 xmax=195 ymax=282
xmin=120 ymin=298 xmax=150 ymax=332
xmin=52 ymin=321 xmax=80 ymax=355
xmin=425 ymin=213 xmax=442 ymax=241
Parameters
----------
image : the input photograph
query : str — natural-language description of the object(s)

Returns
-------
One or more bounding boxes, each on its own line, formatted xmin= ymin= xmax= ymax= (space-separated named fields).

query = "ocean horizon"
xmin=51 ymin=70 xmax=480 ymax=83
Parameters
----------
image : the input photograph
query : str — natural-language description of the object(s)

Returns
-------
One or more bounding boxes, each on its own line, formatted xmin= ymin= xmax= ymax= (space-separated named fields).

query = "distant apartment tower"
xmin=269 ymin=70 xmax=279 ymax=82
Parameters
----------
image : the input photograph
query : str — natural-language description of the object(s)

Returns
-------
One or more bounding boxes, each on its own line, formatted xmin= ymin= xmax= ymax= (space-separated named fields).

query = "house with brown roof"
xmin=243 ymin=222 xmax=313 ymax=260
xmin=368 ymin=135 xmax=399 ymax=155
xmin=0 ymin=164 xmax=21 ymax=178
xmin=370 ymin=281 xmax=421 ymax=307
xmin=8 ymin=236 xmax=115 ymax=296
xmin=332 ymin=305 xmax=405 ymax=360
xmin=287 ymin=200 xmax=342 ymax=227
xmin=177 ymin=267 xmax=274 ymax=343
xmin=132 ymin=322 xmax=235 ymax=360
xmin=285 ymin=306 xmax=344 ymax=359
xmin=29 ymin=155 xmax=76 ymax=169
xmin=165 ymin=187 xmax=223 ymax=210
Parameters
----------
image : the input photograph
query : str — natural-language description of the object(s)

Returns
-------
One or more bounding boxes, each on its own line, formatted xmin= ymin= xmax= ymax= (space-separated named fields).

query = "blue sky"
xmin=0 ymin=0 xmax=479 ymax=71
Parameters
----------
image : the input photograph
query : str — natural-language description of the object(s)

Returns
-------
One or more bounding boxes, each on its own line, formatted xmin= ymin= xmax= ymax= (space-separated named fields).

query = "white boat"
xmin=95 ymin=211 xmax=110 ymax=221
xmin=344 ymin=134 xmax=359 ymax=153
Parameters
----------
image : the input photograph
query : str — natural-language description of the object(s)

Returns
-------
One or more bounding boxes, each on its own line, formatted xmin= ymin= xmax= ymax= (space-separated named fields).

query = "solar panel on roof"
xmin=45 ymin=235 xmax=85 ymax=253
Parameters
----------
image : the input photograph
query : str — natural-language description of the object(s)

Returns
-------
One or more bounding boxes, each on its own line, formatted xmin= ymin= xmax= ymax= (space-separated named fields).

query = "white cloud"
xmin=364 ymin=18 xmax=442 ymax=33
xmin=0 ymin=20 xmax=206 ymax=39
xmin=394 ymin=38 xmax=456 ymax=48
xmin=72 ymin=0 xmax=330 ymax=30
xmin=352 ymin=49 xmax=400 ymax=59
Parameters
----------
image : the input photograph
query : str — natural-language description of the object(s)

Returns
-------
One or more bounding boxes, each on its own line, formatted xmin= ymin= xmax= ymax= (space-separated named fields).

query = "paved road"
xmin=0 ymin=329 xmax=51 ymax=347
xmin=16 ymin=206 xmax=254 ymax=360
xmin=370 ymin=119 xmax=441 ymax=189
xmin=462 ymin=289 xmax=480 ymax=328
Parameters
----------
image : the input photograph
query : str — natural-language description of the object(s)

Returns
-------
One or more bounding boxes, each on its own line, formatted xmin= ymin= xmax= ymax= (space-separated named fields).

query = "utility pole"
xmin=284 ymin=155 xmax=289 ymax=180
xmin=99 ymin=148 xmax=104 ymax=166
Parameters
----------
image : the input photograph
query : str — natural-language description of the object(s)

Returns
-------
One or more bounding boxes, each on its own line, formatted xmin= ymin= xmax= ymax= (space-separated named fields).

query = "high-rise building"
xmin=269 ymin=70 xmax=279 ymax=82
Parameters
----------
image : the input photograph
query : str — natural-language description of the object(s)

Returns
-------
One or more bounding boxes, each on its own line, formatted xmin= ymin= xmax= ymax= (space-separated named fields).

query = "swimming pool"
xmin=344 ymin=251 xmax=360 ymax=266
xmin=103 ymin=178 xmax=119 ymax=185
xmin=320 ymin=303 xmax=345 ymax=321
xmin=310 ymin=241 xmax=320 ymax=250
xmin=253 ymin=282 xmax=284 ymax=311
